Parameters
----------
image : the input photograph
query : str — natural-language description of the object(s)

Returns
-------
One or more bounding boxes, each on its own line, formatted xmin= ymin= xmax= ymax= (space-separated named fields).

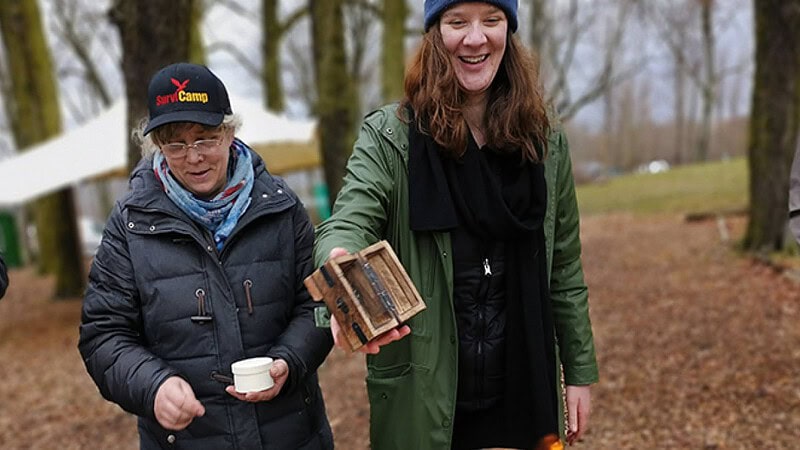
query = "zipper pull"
xmin=243 ymin=279 xmax=254 ymax=315
xmin=483 ymin=258 xmax=492 ymax=276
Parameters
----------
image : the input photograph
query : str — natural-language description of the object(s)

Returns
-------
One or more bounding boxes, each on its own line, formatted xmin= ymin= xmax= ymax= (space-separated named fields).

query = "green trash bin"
xmin=0 ymin=212 xmax=22 ymax=267
xmin=313 ymin=183 xmax=331 ymax=222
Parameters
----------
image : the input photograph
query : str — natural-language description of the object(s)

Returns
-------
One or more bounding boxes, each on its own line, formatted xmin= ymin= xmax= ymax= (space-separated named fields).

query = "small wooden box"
xmin=304 ymin=241 xmax=426 ymax=351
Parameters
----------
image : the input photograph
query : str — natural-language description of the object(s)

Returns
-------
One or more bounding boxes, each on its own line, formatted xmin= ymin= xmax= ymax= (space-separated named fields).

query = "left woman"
xmin=79 ymin=62 xmax=334 ymax=449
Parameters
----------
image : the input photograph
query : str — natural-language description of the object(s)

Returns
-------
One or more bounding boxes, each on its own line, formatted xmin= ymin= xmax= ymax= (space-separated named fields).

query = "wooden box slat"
xmin=304 ymin=241 xmax=426 ymax=351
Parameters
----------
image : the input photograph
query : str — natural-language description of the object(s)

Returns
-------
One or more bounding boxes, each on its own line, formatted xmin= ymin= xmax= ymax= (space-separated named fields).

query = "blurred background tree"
xmin=110 ymin=0 xmax=199 ymax=172
xmin=0 ymin=0 xmax=83 ymax=297
xmin=743 ymin=0 xmax=800 ymax=253
xmin=1 ymin=0 xmax=798 ymax=296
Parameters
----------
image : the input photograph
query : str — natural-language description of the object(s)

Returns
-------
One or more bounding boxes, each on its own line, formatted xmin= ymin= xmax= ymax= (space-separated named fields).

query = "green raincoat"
xmin=314 ymin=105 xmax=599 ymax=449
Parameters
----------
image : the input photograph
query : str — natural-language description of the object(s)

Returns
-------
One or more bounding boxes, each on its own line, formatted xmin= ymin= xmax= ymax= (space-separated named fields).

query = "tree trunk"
xmin=381 ymin=0 xmax=407 ymax=103
xmin=0 ymin=0 xmax=84 ymax=297
xmin=673 ymin=55 xmax=686 ymax=165
xmin=110 ymin=0 xmax=194 ymax=173
xmin=263 ymin=0 xmax=284 ymax=111
xmin=694 ymin=0 xmax=716 ymax=162
xmin=311 ymin=0 xmax=357 ymax=205
xmin=190 ymin=2 xmax=206 ymax=65
xmin=529 ymin=0 xmax=549 ymax=56
xmin=743 ymin=0 xmax=800 ymax=252
xmin=602 ymin=82 xmax=616 ymax=170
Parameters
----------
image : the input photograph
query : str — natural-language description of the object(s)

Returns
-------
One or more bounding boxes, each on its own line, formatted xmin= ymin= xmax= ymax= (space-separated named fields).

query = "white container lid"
xmin=231 ymin=357 xmax=273 ymax=375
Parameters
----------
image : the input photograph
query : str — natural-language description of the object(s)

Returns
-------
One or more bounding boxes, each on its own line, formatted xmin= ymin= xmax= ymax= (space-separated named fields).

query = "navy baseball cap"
xmin=143 ymin=63 xmax=233 ymax=135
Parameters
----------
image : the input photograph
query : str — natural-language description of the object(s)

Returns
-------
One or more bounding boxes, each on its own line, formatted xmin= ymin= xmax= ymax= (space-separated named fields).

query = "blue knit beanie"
xmin=424 ymin=0 xmax=518 ymax=33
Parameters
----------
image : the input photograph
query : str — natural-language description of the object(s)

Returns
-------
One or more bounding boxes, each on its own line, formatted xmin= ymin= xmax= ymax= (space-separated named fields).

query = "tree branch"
xmin=279 ymin=5 xmax=309 ymax=35
xmin=207 ymin=41 xmax=261 ymax=79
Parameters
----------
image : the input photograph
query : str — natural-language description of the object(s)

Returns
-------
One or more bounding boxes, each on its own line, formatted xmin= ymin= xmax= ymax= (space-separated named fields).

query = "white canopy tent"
xmin=0 ymin=96 xmax=317 ymax=207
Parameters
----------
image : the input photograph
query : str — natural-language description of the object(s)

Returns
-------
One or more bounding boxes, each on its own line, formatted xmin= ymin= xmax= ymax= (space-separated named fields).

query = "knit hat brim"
xmin=424 ymin=0 xmax=518 ymax=33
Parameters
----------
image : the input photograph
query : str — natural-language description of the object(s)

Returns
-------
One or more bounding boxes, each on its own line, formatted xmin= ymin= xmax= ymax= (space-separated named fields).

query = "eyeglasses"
xmin=160 ymin=138 xmax=223 ymax=159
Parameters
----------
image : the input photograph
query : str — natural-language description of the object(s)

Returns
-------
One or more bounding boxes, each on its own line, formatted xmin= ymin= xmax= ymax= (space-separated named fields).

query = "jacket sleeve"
xmin=268 ymin=193 xmax=334 ymax=392
xmin=0 ymin=253 xmax=7 ymax=300
xmin=549 ymin=130 xmax=599 ymax=386
xmin=78 ymin=203 xmax=180 ymax=420
xmin=313 ymin=111 xmax=396 ymax=266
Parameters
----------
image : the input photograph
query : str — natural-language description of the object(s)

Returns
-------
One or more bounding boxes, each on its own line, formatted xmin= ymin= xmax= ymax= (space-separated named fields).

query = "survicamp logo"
xmin=155 ymin=78 xmax=210 ymax=106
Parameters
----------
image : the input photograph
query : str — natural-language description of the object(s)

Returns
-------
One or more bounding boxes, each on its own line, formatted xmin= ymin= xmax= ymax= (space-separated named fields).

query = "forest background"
xmin=2 ymin=0 xmax=795 ymax=295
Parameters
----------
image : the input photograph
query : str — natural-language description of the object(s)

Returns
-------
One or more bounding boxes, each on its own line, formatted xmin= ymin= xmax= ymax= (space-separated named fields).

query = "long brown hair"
xmin=400 ymin=27 xmax=550 ymax=162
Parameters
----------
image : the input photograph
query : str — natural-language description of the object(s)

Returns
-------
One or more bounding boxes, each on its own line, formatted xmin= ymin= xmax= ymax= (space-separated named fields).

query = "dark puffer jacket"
xmin=79 ymin=151 xmax=333 ymax=449
xmin=450 ymin=227 xmax=507 ymax=412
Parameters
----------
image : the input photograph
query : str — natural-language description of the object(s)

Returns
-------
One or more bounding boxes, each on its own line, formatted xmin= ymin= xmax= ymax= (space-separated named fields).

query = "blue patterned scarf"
xmin=153 ymin=138 xmax=254 ymax=251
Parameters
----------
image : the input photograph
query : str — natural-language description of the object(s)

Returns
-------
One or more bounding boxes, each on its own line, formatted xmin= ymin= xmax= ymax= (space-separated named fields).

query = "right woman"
xmin=313 ymin=1 xmax=598 ymax=449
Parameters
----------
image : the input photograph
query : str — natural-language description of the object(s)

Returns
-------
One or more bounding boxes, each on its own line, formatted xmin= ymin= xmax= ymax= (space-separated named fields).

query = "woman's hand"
xmin=331 ymin=314 xmax=411 ymax=354
xmin=328 ymin=247 xmax=412 ymax=354
xmin=565 ymin=384 xmax=591 ymax=445
xmin=154 ymin=376 xmax=205 ymax=430
xmin=225 ymin=359 xmax=289 ymax=402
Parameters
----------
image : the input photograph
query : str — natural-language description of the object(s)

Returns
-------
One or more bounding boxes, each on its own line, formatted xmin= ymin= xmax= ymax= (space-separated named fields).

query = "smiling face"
xmin=439 ymin=2 xmax=508 ymax=102
xmin=160 ymin=124 xmax=233 ymax=199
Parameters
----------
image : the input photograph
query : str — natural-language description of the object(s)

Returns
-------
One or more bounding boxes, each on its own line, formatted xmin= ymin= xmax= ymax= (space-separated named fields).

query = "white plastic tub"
xmin=231 ymin=357 xmax=274 ymax=393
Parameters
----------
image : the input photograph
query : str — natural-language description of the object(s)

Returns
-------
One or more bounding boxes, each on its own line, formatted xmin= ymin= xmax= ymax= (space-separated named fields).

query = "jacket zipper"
xmin=476 ymin=256 xmax=492 ymax=408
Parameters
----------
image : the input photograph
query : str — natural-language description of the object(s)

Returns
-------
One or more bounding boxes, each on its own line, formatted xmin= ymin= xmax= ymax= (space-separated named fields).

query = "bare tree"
xmin=530 ymin=0 xmax=638 ymax=122
xmin=48 ymin=0 xmax=122 ymax=217
xmin=207 ymin=1 xmax=307 ymax=112
xmin=262 ymin=0 xmax=307 ymax=111
xmin=381 ymin=0 xmax=407 ymax=103
xmin=310 ymin=0 xmax=358 ymax=204
xmin=694 ymin=0 xmax=716 ymax=162
xmin=344 ymin=0 xmax=376 ymax=118
xmin=641 ymin=0 xmax=694 ymax=165
xmin=110 ymin=0 xmax=196 ymax=173
xmin=285 ymin=36 xmax=317 ymax=110
xmin=49 ymin=0 xmax=114 ymax=114
xmin=639 ymin=0 xmax=751 ymax=165
xmin=0 ymin=0 xmax=84 ymax=297
xmin=743 ymin=0 xmax=800 ymax=253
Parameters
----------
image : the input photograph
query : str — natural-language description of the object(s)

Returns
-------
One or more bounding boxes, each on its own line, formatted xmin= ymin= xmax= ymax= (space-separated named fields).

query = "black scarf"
xmin=409 ymin=119 xmax=559 ymax=445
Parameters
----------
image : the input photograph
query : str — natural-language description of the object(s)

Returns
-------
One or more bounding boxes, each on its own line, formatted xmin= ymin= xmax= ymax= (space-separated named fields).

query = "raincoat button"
xmin=385 ymin=127 xmax=393 ymax=135
xmin=442 ymin=251 xmax=447 ymax=257
xmin=127 ymin=222 xmax=134 ymax=229
xmin=381 ymin=393 xmax=388 ymax=400
xmin=262 ymin=193 xmax=268 ymax=198
xmin=304 ymin=396 xmax=312 ymax=405
xmin=149 ymin=225 xmax=155 ymax=232
xmin=167 ymin=434 xmax=176 ymax=444
xmin=442 ymin=418 xmax=451 ymax=428
xmin=207 ymin=245 xmax=213 ymax=252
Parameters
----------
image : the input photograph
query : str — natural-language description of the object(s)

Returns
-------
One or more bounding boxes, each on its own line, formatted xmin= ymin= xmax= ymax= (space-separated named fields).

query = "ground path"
xmin=0 ymin=213 xmax=797 ymax=449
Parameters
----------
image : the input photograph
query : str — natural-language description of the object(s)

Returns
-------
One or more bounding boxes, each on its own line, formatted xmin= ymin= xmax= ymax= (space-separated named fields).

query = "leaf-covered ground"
xmin=0 ymin=213 xmax=798 ymax=449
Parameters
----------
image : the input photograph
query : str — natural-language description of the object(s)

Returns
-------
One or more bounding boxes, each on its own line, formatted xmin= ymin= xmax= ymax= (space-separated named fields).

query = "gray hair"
xmin=133 ymin=114 xmax=243 ymax=159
